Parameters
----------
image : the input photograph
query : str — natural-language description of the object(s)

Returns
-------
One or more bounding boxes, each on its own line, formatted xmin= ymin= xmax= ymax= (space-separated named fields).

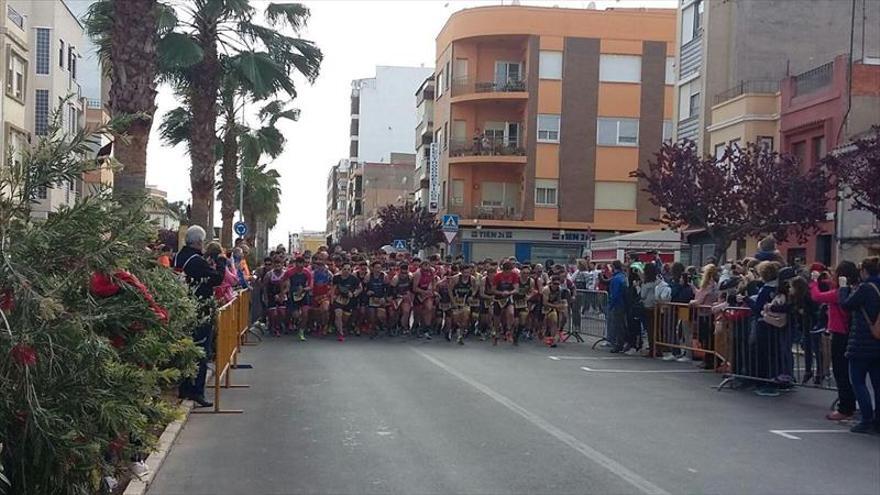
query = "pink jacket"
xmin=809 ymin=281 xmax=848 ymax=334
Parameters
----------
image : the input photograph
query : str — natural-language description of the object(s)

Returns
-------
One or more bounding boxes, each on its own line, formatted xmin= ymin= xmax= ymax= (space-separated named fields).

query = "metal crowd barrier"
xmin=574 ymin=290 xmax=609 ymax=348
xmin=195 ymin=289 xmax=252 ymax=414
xmin=654 ymin=303 xmax=720 ymax=370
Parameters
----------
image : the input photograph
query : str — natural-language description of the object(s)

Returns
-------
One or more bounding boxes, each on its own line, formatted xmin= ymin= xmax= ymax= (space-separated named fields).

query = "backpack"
xmin=861 ymin=283 xmax=880 ymax=340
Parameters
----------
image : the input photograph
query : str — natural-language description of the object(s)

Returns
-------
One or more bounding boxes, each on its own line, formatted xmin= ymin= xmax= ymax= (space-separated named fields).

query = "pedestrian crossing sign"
xmin=441 ymin=214 xmax=459 ymax=232
xmin=393 ymin=239 xmax=408 ymax=251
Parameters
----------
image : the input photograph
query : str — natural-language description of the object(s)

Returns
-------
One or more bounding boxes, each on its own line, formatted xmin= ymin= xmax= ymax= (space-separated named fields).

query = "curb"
xmin=123 ymin=400 xmax=194 ymax=495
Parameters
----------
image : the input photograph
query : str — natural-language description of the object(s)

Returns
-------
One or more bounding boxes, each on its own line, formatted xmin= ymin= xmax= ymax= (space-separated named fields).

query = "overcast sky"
xmin=143 ymin=0 xmax=673 ymax=246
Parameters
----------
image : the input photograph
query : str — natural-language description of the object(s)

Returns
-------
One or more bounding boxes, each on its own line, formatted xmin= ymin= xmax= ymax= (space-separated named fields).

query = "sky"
xmin=141 ymin=0 xmax=674 ymax=246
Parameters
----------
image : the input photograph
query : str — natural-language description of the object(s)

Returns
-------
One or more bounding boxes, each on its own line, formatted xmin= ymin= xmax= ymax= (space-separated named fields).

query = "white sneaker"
xmin=624 ymin=347 xmax=638 ymax=356
xmin=676 ymin=355 xmax=691 ymax=363
xmin=662 ymin=352 xmax=676 ymax=361
xmin=131 ymin=460 xmax=150 ymax=478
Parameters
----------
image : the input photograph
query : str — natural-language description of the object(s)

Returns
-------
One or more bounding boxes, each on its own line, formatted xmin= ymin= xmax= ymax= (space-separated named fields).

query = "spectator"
xmin=661 ymin=267 xmax=695 ymax=361
xmin=232 ymin=247 xmax=250 ymax=288
xmin=754 ymin=235 xmax=785 ymax=263
xmin=690 ymin=264 xmax=720 ymax=369
xmin=623 ymin=267 xmax=644 ymax=354
xmin=640 ymin=262 xmax=667 ymax=357
xmin=789 ymin=277 xmax=821 ymax=385
xmin=174 ymin=226 xmax=224 ymax=408
xmin=811 ymin=261 xmax=858 ymax=420
xmin=571 ymin=259 xmax=591 ymax=331
xmin=838 ymin=256 xmax=880 ymax=434
xmin=744 ymin=261 xmax=782 ymax=396
xmin=156 ymin=244 xmax=173 ymax=268
xmin=607 ymin=260 xmax=628 ymax=353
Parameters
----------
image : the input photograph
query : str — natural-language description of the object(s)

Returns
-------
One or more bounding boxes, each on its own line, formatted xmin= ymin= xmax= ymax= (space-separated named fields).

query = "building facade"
xmin=289 ymin=230 xmax=326 ymax=254
xmin=349 ymin=65 xmax=434 ymax=164
xmin=413 ymin=75 xmax=434 ymax=208
xmin=433 ymin=5 xmax=676 ymax=262
xmin=326 ymin=159 xmax=350 ymax=242
xmin=7 ymin=0 xmax=87 ymax=218
xmin=672 ymin=0 xmax=876 ymax=153
xmin=347 ymin=156 xmax=414 ymax=234
xmin=2 ymin=0 xmax=30 ymax=181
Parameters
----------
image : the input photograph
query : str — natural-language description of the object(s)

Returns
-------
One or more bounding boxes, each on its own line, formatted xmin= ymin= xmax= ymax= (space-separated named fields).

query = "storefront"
xmin=588 ymin=230 xmax=683 ymax=263
xmin=459 ymin=228 xmax=593 ymax=264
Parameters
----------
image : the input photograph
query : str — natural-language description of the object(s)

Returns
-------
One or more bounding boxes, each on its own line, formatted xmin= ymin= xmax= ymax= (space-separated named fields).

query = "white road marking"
xmin=769 ymin=429 xmax=850 ymax=440
xmin=581 ymin=366 xmax=703 ymax=373
xmin=415 ymin=349 xmax=670 ymax=495
xmin=549 ymin=356 xmax=628 ymax=361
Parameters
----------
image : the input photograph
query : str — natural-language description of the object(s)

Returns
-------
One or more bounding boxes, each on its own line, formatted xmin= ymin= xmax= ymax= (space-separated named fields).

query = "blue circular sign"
xmin=233 ymin=221 xmax=248 ymax=236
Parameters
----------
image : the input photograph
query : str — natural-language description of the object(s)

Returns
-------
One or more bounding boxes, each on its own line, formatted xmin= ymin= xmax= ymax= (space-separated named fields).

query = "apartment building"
xmin=2 ymin=0 xmax=29 ymax=175
xmin=326 ymin=159 xmax=350 ymax=242
xmin=434 ymin=5 xmax=676 ymax=262
xmin=7 ymin=0 xmax=86 ymax=218
xmin=413 ymin=75 xmax=434 ymax=209
xmin=349 ymin=65 xmax=434 ymax=163
xmin=672 ymin=0 xmax=873 ymax=153
xmin=347 ymin=155 xmax=414 ymax=234
xmin=289 ymin=230 xmax=326 ymax=254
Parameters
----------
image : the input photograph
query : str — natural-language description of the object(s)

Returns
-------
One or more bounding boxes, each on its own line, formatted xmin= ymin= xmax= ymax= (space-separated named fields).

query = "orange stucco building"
xmin=433 ymin=5 xmax=676 ymax=262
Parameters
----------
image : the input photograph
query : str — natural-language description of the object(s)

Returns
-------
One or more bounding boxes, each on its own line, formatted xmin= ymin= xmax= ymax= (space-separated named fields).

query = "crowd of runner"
xmin=248 ymin=245 xmax=578 ymax=348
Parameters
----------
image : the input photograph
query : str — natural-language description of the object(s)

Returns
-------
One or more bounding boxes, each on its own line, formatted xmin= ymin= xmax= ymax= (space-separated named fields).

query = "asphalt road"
xmin=149 ymin=335 xmax=880 ymax=495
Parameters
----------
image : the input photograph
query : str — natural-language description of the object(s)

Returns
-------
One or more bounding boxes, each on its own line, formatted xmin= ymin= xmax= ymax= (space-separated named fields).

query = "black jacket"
xmin=839 ymin=278 xmax=880 ymax=360
xmin=175 ymin=245 xmax=224 ymax=300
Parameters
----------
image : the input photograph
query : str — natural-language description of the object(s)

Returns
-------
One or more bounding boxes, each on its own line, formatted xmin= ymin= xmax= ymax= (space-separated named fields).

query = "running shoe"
xmin=676 ymin=355 xmax=691 ymax=363
xmin=457 ymin=336 xmax=464 ymax=345
xmin=826 ymin=411 xmax=853 ymax=421
xmin=337 ymin=334 xmax=345 ymax=342
xmin=298 ymin=330 xmax=306 ymax=342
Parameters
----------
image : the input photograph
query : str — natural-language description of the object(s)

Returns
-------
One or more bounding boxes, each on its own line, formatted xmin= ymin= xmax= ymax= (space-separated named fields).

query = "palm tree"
xmin=240 ymin=163 xmax=281 ymax=255
xmin=84 ymin=0 xmax=187 ymax=197
xmin=163 ymin=1 xmax=321 ymax=229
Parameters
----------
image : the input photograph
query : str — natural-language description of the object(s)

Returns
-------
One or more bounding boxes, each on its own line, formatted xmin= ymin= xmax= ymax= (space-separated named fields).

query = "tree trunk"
xmin=109 ymin=0 xmax=158 ymax=197
xmin=712 ymin=235 xmax=731 ymax=264
xmin=219 ymin=105 xmax=238 ymax=248
xmin=187 ymin=30 xmax=220 ymax=229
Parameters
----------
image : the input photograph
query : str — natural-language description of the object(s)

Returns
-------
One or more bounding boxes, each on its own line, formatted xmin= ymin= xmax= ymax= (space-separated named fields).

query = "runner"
xmin=332 ymin=262 xmax=361 ymax=342
xmin=353 ymin=259 xmax=370 ymax=336
xmin=263 ymin=256 xmax=289 ymax=337
xmin=542 ymin=275 xmax=567 ymax=348
xmin=451 ymin=263 xmax=476 ymax=345
xmin=492 ymin=261 xmax=520 ymax=345
xmin=478 ymin=260 xmax=497 ymax=341
xmin=365 ymin=260 xmax=389 ymax=337
xmin=413 ymin=260 xmax=437 ymax=339
xmin=285 ymin=256 xmax=312 ymax=341
xmin=513 ymin=263 xmax=534 ymax=345
xmin=390 ymin=261 xmax=414 ymax=335
xmin=437 ymin=265 xmax=455 ymax=340
xmin=310 ymin=256 xmax=333 ymax=336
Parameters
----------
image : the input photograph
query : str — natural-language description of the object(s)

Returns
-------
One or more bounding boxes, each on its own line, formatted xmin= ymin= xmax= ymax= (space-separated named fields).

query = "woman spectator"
xmin=744 ymin=261 xmax=782 ymax=396
xmin=690 ymin=264 xmax=720 ymax=368
xmin=838 ymin=256 xmax=880 ymax=434
xmin=811 ymin=261 xmax=859 ymax=420
xmin=623 ymin=267 xmax=644 ymax=354
xmin=789 ymin=276 xmax=821 ymax=385
xmin=639 ymin=263 xmax=666 ymax=356
xmin=662 ymin=264 xmax=695 ymax=361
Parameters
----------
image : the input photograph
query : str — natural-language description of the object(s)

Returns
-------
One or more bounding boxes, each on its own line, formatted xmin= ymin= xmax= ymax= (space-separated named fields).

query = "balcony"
xmin=448 ymin=205 xmax=523 ymax=222
xmin=714 ymin=80 xmax=779 ymax=105
xmin=449 ymin=137 xmax=526 ymax=165
xmin=794 ymin=61 xmax=833 ymax=96
xmin=450 ymin=75 xmax=528 ymax=103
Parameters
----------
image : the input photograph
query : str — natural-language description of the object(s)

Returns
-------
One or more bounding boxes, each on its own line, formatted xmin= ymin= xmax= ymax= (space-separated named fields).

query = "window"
xmin=453 ymin=58 xmax=468 ymax=80
xmin=68 ymin=47 xmax=77 ymax=80
xmin=665 ymin=57 xmax=675 ymax=85
xmin=7 ymin=128 xmax=28 ymax=167
xmin=757 ymin=135 xmax=774 ymax=152
xmin=436 ymin=69 xmax=444 ymax=98
xmin=481 ymin=182 xmax=518 ymax=208
xmin=35 ymin=28 xmax=50 ymax=75
xmin=539 ymin=51 xmax=563 ymax=79
xmin=714 ymin=143 xmax=726 ymax=161
xmin=678 ymin=81 xmax=699 ymax=121
xmin=812 ymin=136 xmax=825 ymax=165
xmin=595 ymin=182 xmax=637 ymax=210
xmin=68 ymin=105 xmax=78 ymax=135
xmin=59 ymin=40 xmax=64 ymax=68
xmin=35 ymin=89 xmax=50 ymax=136
xmin=729 ymin=138 xmax=741 ymax=150
xmin=494 ymin=61 xmax=522 ymax=85
xmin=37 ymin=186 xmax=47 ymax=199
xmin=681 ymin=0 xmax=703 ymax=46
xmin=662 ymin=120 xmax=673 ymax=141
xmin=443 ymin=122 xmax=448 ymax=150
xmin=451 ymin=179 xmax=464 ymax=205
xmin=535 ymin=179 xmax=558 ymax=206
xmin=597 ymin=118 xmax=639 ymax=146
xmin=792 ymin=141 xmax=807 ymax=164
xmin=537 ymin=114 xmax=560 ymax=143
xmin=6 ymin=49 xmax=26 ymax=101
xmin=599 ymin=55 xmax=641 ymax=83
xmin=445 ymin=61 xmax=450 ymax=90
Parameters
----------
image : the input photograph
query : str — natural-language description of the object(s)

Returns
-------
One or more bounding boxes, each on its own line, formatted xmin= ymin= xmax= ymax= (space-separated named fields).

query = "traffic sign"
xmin=233 ymin=221 xmax=248 ymax=236
xmin=443 ymin=231 xmax=457 ymax=244
xmin=393 ymin=239 xmax=408 ymax=251
xmin=441 ymin=214 xmax=459 ymax=232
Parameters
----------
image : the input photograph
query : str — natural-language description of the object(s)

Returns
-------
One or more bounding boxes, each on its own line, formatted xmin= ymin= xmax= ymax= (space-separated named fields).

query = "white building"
xmin=349 ymin=65 xmax=434 ymax=164
xmin=12 ymin=0 xmax=87 ymax=218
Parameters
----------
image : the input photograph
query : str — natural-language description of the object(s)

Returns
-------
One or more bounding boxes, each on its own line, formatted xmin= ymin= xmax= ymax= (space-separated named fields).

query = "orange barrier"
xmin=195 ymin=289 xmax=251 ymax=414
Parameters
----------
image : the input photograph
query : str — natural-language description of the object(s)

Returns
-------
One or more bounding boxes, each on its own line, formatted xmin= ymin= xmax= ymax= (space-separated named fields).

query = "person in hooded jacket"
xmin=838 ymin=256 xmax=880 ymax=434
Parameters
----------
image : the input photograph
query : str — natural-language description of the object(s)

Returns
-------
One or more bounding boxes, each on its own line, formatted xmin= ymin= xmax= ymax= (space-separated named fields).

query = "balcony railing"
xmin=714 ymin=80 xmax=779 ymax=105
xmin=86 ymin=98 xmax=102 ymax=109
xmin=448 ymin=205 xmax=523 ymax=221
xmin=450 ymin=137 xmax=525 ymax=158
xmin=7 ymin=5 xmax=23 ymax=29
xmin=451 ymin=75 xmax=528 ymax=97
xmin=794 ymin=61 xmax=833 ymax=96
